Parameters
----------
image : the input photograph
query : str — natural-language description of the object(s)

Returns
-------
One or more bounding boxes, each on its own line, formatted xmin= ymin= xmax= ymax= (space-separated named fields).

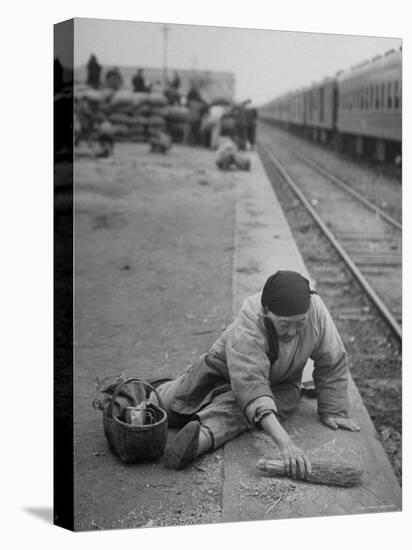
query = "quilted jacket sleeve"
xmin=225 ymin=298 xmax=276 ymax=416
xmin=310 ymin=296 xmax=349 ymax=417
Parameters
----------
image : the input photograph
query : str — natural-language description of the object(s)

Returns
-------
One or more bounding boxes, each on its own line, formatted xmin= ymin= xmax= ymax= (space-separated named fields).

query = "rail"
xmin=290 ymin=150 xmax=402 ymax=231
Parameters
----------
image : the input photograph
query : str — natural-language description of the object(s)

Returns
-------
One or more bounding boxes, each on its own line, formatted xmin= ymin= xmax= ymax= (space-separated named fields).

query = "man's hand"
xmin=259 ymin=411 xmax=312 ymax=479
xmin=278 ymin=440 xmax=312 ymax=479
xmin=321 ymin=416 xmax=361 ymax=431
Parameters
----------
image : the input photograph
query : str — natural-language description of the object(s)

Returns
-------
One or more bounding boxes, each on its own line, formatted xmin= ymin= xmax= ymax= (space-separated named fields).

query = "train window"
xmin=369 ymin=86 xmax=374 ymax=110
xmin=381 ymin=83 xmax=385 ymax=110
xmin=387 ymin=82 xmax=392 ymax=109
xmin=364 ymin=87 xmax=369 ymax=109
xmin=319 ymin=88 xmax=324 ymax=121
xmin=394 ymin=81 xmax=400 ymax=109
xmin=375 ymin=84 xmax=380 ymax=109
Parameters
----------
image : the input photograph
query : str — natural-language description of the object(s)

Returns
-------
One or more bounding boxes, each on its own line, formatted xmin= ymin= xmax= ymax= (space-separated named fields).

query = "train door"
xmin=319 ymin=86 xmax=324 ymax=123
xmin=332 ymin=84 xmax=338 ymax=131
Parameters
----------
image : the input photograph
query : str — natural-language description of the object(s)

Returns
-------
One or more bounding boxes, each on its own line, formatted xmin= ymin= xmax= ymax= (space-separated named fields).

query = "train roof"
xmin=260 ymin=90 xmax=295 ymax=109
xmin=337 ymin=48 xmax=402 ymax=84
xmin=260 ymin=47 xmax=401 ymax=108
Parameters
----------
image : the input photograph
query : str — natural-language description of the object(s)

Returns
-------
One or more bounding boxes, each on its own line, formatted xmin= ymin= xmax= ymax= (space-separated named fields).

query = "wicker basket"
xmin=102 ymin=378 xmax=168 ymax=463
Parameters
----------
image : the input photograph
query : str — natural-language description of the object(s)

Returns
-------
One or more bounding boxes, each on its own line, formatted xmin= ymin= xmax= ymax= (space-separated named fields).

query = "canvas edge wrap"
xmin=54 ymin=18 xmax=74 ymax=531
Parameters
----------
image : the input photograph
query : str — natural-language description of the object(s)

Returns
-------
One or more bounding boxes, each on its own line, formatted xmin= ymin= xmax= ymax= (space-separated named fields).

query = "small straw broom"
xmin=257 ymin=458 xmax=363 ymax=487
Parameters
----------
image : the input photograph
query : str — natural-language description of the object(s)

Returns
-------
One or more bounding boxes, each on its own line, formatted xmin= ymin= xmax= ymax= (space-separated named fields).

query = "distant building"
xmin=74 ymin=65 xmax=235 ymax=103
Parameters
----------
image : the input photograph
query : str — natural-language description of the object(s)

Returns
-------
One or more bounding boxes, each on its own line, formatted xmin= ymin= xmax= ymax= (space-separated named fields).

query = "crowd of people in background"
xmin=75 ymin=54 xmax=258 ymax=164
xmin=184 ymin=84 xmax=257 ymax=156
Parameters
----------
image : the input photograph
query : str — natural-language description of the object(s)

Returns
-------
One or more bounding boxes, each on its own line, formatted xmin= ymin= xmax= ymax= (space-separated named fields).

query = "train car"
xmin=259 ymin=93 xmax=288 ymax=126
xmin=275 ymin=94 xmax=290 ymax=125
xmin=288 ymin=89 xmax=306 ymax=127
xmin=336 ymin=49 xmax=402 ymax=161
xmin=260 ymin=88 xmax=306 ymax=130
xmin=303 ymin=78 xmax=337 ymax=142
xmin=259 ymin=47 xmax=402 ymax=164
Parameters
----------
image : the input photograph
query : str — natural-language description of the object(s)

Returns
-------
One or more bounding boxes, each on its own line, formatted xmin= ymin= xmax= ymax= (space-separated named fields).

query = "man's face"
xmin=265 ymin=309 xmax=309 ymax=343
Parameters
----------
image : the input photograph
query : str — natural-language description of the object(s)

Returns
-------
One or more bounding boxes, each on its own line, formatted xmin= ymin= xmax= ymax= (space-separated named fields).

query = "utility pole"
xmin=191 ymin=56 xmax=197 ymax=87
xmin=162 ymin=23 xmax=170 ymax=88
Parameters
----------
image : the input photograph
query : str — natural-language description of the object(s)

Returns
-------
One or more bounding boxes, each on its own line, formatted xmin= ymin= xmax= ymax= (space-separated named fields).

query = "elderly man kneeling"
xmin=153 ymin=270 xmax=360 ymax=477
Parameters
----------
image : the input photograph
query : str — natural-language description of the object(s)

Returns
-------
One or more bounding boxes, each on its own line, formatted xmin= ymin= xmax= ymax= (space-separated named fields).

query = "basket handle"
xmin=107 ymin=378 xmax=165 ymax=419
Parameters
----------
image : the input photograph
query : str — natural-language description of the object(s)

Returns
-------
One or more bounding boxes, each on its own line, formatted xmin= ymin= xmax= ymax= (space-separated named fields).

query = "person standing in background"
xmin=165 ymin=72 xmax=181 ymax=105
xmin=184 ymin=84 xmax=208 ymax=145
xmin=132 ymin=68 xmax=147 ymax=92
xmin=245 ymin=104 xmax=258 ymax=150
xmin=235 ymin=99 xmax=254 ymax=151
xmin=201 ymin=103 xmax=228 ymax=149
xmin=170 ymin=71 xmax=181 ymax=91
xmin=86 ymin=54 xmax=102 ymax=89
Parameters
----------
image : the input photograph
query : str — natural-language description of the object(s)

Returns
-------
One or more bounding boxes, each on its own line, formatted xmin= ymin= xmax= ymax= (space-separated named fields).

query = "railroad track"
xmin=257 ymin=138 xmax=402 ymax=342
xmin=289 ymin=150 xmax=402 ymax=231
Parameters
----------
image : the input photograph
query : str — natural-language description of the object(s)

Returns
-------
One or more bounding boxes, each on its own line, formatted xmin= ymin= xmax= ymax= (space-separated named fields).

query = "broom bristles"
xmin=257 ymin=458 xmax=363 ymax=487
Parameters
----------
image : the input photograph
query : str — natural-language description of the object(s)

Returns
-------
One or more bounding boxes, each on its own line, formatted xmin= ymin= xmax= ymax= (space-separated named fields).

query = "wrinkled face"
xmin=264 ymin=308 xmax=309 ymax=343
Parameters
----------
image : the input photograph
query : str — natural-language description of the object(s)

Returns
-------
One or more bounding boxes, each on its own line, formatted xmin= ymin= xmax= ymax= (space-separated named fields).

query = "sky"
xmin=72 ymin=18 xmax=401 ymax=105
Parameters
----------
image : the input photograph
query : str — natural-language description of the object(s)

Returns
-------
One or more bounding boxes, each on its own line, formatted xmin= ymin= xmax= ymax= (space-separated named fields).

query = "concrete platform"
xmin=222 ymin=150 xmax=401 ymax=522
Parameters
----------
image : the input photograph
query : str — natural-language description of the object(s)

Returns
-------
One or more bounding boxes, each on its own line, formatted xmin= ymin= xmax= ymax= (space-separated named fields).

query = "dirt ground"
xmin=73 ymin=143 xmax=241 ymax=530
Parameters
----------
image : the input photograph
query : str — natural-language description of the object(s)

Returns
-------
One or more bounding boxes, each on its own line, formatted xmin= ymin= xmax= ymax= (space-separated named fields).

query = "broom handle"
xmin=257 ymin=458 xmax=286 ymax=475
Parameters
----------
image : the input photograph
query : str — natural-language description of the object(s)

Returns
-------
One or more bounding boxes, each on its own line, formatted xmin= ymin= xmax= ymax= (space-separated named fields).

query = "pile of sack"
xmin=74 ymin=87 xmax=189 ymax=144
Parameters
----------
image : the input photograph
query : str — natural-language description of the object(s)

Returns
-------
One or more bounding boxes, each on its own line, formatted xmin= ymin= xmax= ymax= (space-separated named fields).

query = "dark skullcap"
xmin=261 ymin=270 xmax=313 ymax=316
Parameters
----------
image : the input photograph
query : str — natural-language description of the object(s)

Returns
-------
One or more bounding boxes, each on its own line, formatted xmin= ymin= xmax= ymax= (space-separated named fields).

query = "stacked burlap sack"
xmin=74 ymin=87 xmax=190 ymax=143
xmin=109 ymin=90 xmax=166 ymax=142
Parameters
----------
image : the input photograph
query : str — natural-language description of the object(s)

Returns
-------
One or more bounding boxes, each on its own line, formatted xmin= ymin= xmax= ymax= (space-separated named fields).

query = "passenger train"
xmin=259 ymin=48 xmax=402 ymax=163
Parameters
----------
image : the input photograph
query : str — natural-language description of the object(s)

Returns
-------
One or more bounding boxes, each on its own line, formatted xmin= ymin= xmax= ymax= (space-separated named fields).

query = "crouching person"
xmin=96 ymin=119 xmax=115 ymax=158
xmin=153 ymin=270 xmax=360 ymax=476
xmin=215 ymin=136 xmax=250 ymax=171
xmin=149 ymin=130 xmax=172 ymax=154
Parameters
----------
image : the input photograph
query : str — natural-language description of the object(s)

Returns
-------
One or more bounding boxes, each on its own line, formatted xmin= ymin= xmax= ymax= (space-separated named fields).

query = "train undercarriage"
xmin=261 ymin=118 xmax=401 ymax=166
